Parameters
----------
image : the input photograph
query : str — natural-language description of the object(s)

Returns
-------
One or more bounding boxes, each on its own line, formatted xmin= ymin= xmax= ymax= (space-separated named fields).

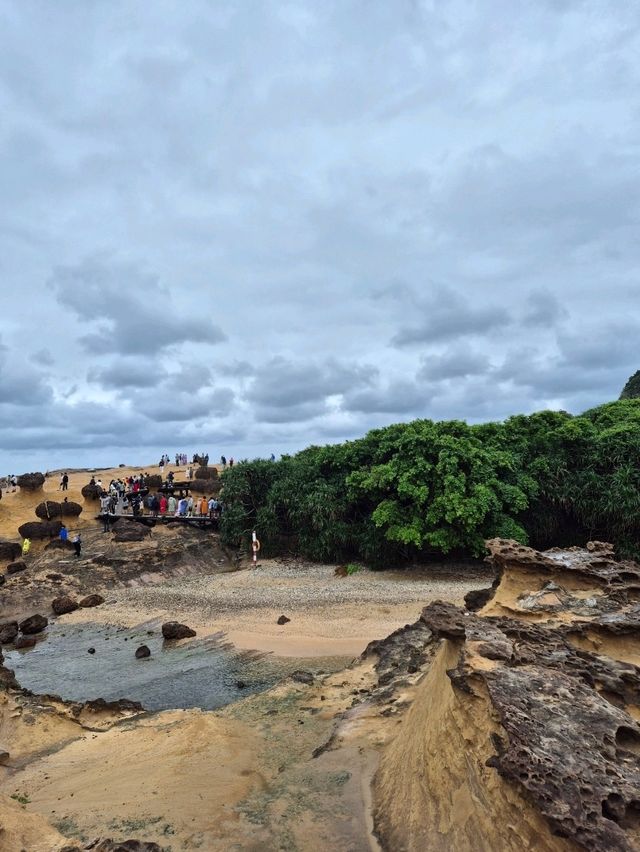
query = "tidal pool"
xmin=5 ymin=620 xmax=350 ymax=711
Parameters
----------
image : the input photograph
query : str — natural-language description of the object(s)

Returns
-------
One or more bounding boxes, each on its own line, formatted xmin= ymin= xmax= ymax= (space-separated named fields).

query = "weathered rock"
xmin=135 ymin=645 xmax=151 ymax=659
xmin=161 ymin=621 xmax=196 ymax=640
xmin=52 ymin=595 xmax=80 ymax=615
xmin=0 ymin=622 xmax=19 ymax=644
xmin=87 ymin=647 xmax=96 ymax=654
xmin=17 ymin=472 xmax=45 ymax=491
xmin=0 ymin=540 xmax=22 ymax=562
xmin=45 ymin=538 xmax=75 ymax=551
xmin=194 ymin=465 xmax=218 ymax=480
xmin=112 ymin=524 xmax=151 ymax=543
xmin=79 ymin=594 xmax=105 ymax=608
xmin=144 ymin=474 xmax=162 ymax=489
xmin=0 ymin=750 xmax=9 ymax=765
xmin=6 ymin=560 xmax=27 ymax=574
xmin=13 ymin=635 xmax=37 ymax=649
xmin=83 ymin=838 xmax=163 ymax=851
xmin=35 ymin=499 xmax=82 ymax=519
xmin=188 ymin=478 xmax=221 ymax=495
xmin=81 ymin=483 xmax=103 ymax=500
xmin=277 ymin=614 xmax=291 ymax=625
xmin=19 ymin=613 xmax=48 ymax=634
xmin=18 ymin=520 xmax=63 ymax=539
xmin=290 ymin=670 xmax=314 ymax=685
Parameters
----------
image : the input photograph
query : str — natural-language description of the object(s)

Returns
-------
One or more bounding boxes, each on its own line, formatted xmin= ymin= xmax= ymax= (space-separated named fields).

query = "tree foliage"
xmin=219 ymin=399 xmax=640 ymax=563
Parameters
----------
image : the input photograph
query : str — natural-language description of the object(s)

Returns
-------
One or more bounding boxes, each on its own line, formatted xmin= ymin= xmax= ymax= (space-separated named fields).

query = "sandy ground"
xmin=62 ymin=558 xmax=492 ymax=657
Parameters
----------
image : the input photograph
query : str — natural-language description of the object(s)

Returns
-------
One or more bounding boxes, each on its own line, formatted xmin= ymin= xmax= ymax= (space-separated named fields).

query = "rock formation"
xmin=0 ymin=541 xmax=22 ymax=562
xmin=52 ymin=595 xmax=79 ymax=615
xmin=35 ymin=499 xmax=83 ymax=519
xmin=81 ymin=483 xmax=103 ymax=500
xmin=16 ymin=472 xmax=45 ymax=491
xmin=18 ymin=520 xmax=63 ymax=539
xmin=79 ymin=594 xmax=105 ymax=608
xmin=373 ymin=539 xmax=640 ymax=852
xmin=18 ymin=614 xmax=48 ymax=635
xmin=161 ymin=621 xmax=196 ymax=640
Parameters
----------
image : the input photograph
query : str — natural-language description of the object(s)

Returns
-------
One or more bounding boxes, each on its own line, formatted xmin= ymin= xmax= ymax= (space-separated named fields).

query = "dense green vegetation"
xmin=220 ymin=399 xmax=640 ymax=564
xmin=620 ymin=370 xmax=640 ymax=400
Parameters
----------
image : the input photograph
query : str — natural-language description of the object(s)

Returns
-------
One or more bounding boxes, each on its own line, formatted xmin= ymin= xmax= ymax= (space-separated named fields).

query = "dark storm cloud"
xmin=50 ymin=257 xmax=226 ymax=356
xmin=391 ymin=287 xmax=512 ymax=347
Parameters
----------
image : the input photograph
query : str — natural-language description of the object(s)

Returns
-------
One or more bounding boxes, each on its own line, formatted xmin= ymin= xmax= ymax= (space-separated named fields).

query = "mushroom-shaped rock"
xmin=194 ymin=465 xmax=218 ymax=480
xmin=0 ymin=541 xmax=22 ymax=562
xmin=161 ymin=621 xmax=196 ymax=640
xmin=52 ymin=595 xmax=79 ymax=616
xmin=290 ymin=670 xmax=314 ymax=685
xmin=17 ymin=472 xmax=45 ymax=491
xmin=135 ymin=644 xmax=151 ymax=659
xmin=0 ymin=622 xmax=18 ymax=645
xmin=81 ymin=483 xmax=103 ymax=501
xmin=188 ymin=478 xmax=221 ymax=495
xmin=79 ymin=594 xmax=105 ymax=608
xmin=14 ymin=635 xmax=36 ymax=649
xmin=37 ymin=500 xmax=83 ymax=519
xmin=6 ymin=560 xmax=27 ymax=575
xmin=18 ymin=520 xmax=62 ymax=540
xmin=144 ymin=475 xmax=162 ymax=489
xmin=19 ymin=614 xmax=48 ymax=635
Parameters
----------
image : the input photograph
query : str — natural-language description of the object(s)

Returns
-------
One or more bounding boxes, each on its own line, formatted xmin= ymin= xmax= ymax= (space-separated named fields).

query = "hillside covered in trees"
xmin=220 ymin=399 xmax=640 ymax=565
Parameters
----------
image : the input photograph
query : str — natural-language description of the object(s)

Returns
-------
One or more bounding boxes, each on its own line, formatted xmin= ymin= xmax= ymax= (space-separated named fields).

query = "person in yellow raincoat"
xmin=21 ymin=537 xmax=31 ymax=556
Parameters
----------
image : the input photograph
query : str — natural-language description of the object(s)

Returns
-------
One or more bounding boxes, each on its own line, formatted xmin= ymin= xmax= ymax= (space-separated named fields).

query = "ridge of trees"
xmin=220 ymin=399 xmax=640 ymax=565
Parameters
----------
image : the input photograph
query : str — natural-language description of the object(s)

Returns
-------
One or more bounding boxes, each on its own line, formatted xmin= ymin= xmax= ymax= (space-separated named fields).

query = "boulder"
xmin=79 ymin=594 xmax=105 ymax=608
xmin=81 ymin=483 xmax=103 ymax=500
xmin=290 ymin=670 xmax=314 ymax=685
xmin=52 ymin=595 xmax=79 ymax=615
xmin=13 ymin=635 xmax=36 ymax=649
xmin=112 ymin=524 xmax=151 ymax=543
xmin=0 ymin=622 xmax=18 ymax=644
xmin=18 ymin=520 xmax=62 ymax=540
xmin=35 ymin=500 xmax=83 ymax=519
xmin=188 ymin=478 xmax=221 ymax=495
xmin=19 ymin=614 xmax=48 ymax=635
xmin=87 ymin=647 xmax=96 ymax=654
xmin=6 ymin=560 xmax=27 ymax=575
xmin=0 ymin=540 xmax=22 ymax=562
xmin=194 ymin=465 xmax=218 ymax=480
xmin=144 ymin=474 xmax=162 ymax=489
xmin=17 ymin=472 xmax=45 ymax=491
xmin=135 ymin=644 xmax=151 ymax=659
xmin=161 ymin=621 xmax=196 ymax=640
xmin=277 ymin=614 xmax=291 ymax=625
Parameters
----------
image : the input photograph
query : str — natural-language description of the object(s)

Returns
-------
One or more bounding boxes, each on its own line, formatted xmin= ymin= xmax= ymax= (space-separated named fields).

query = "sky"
xmin=0 ymin=0 xmax=638 ymax=473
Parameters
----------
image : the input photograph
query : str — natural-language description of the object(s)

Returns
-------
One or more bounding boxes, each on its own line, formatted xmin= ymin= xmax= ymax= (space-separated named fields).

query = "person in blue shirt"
xmin=59 ymin=524 xmax=68 ymax=543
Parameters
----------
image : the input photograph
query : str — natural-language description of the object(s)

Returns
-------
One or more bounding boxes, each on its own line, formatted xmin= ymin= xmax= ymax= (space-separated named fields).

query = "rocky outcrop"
xmin=35 ymin=499 xmax=83 ymax=519
xmin=18 ymin=614 xmax=48 ymax=635
xmin=18 ymin=520 xmax=63 ymax=539
xmin=135 ymin=644 xmax=151 ymax=659
xmin=79 ymin=594 xmax=105 ymax=608
xmin=82 ymin=838 xmax=163 ymax=851
xmin=161 ymin=621 xmax=196 ymax=640
xmin=81 ymin=483 xmax=104 ymax=500
xmin=373 ymin=541 xmax=640 ymax=852
xmin=112 ymin=524 xmax=151 ymax=543
xmin=0 ymin=540 xmax=22 ymax=562
xmin=52 ymin=595 xmax=79 ymax=615
xmin=194 ymin=465 xmax=218 ymax=480
xmin=0 ymin=622 xmax=18 ymax=644
xmin=188 ymin=477 xmax=221 ymax=495
xmin=6 ymin=560 xmax=27 ymax=574
xmin=17 ymin=472 xmax=45 ymax=491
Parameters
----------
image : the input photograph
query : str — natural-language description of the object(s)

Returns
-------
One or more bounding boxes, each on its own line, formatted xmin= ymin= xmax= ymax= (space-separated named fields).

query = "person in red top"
xmin=159 ymin=495 xmax=168 ymax=515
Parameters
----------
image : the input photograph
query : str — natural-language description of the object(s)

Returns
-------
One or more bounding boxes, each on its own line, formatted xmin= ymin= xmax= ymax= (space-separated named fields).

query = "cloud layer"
xmin=0 ymin=0 xmax=638 ymax=470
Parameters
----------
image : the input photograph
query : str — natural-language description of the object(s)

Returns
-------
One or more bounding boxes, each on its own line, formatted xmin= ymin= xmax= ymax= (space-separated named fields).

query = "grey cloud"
xmin=391 ymin=287 xmax=512 ymax=347
xmin=343 ymin=380 xmax=427 ymax=415
xmin=521 ymin=290 xmax=570 ymax=327
xmin=50 ymin=257 xmax=226 ymax=355
xmin=418 ymin=348 xmax=492 ymax=381
xmin=247 ymin=358 xmax=378 ymax=409
xmin=88 ymin=360 xmax=167 ymax=389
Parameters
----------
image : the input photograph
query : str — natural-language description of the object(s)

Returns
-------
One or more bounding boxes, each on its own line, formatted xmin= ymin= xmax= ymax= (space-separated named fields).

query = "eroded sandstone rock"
xmin=19 ymin=614 xmax=48 ymax=635
xmin=161 ymin=621 xmax=196 ymax=640
xmin=52 ymin=595 xmax=79 ymax=615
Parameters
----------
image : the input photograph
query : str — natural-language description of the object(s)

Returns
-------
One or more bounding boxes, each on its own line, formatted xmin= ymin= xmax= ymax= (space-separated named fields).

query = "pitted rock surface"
xmin=417 ymin=542 xmax=640 ymax=852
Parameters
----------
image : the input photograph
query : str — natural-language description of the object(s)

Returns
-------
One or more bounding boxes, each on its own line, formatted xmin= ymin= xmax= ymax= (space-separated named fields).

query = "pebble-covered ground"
xmin=108 ymin=558 xmax=494 ymax=618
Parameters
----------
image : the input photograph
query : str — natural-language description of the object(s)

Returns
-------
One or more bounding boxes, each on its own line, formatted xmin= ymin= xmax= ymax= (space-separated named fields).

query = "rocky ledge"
xmin=372 ymin=540 xmax=640 ymax=852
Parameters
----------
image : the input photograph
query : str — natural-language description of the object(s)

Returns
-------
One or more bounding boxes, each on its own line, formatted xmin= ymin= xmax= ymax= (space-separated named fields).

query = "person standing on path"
xmin=72 ymin=533 xmax=82 ymax=558
xmin=62 ymin=472 xmax=69 ymax=491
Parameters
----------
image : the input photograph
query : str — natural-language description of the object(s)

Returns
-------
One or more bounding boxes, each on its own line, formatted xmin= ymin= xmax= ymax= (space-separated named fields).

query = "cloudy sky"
xmin=0 ymin=0 xmax=638 ymax=472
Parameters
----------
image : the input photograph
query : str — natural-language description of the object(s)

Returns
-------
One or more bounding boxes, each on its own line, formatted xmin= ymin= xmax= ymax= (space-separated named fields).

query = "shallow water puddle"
xmin=5 ymin=621 xmax=343 ymax=711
